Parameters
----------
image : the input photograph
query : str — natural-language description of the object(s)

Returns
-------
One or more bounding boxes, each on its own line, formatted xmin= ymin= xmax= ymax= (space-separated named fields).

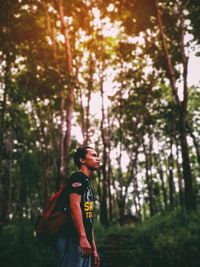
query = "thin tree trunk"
xmin=99 ymin=69 xmax=108 ymax=226
xmin=120 ymin=156 xmax=135 ymax=225
xmin=116 ymin=141 xmax=125 ymax=225
xmin=175 ymin=140 xmax=184 ymax=206
xmin=134 ymin=162 xmax=142 ymax=218
xmin=179 ymin=110 xmax=195 ymax=208
xmin=0 ymin=82 xmax=6 ymax=221
xmin=187 ymin=124 xmax=200 ymax=169
xmin=78 ymin=87 xmax=86 ymax=140
xmin=54 ymin=0 xmax=74 ymax=183
xmin=84 ymin=56 xmax=93 ymax=145
xmin=117 ymin=147 xmax=138 ymax=225
xmin=143 ymin=135 xmax=155 ymax=216
xmin=6 ymin=133 xmax=13 ymax=221
xmin=107 ymin=114 xmax=113 ymax=221
xmin=130 ymin=155 xmax=139 ymax=215
xmin=158 ymin=156 xmax=168 ymax=210
xmin=118 ymin=196 xmax=126 ymax=226
xmin=97 ymin=170 xmax=103 ymax=223
xmin=179 ymin=6 xmax=195 ymax=208
xmin=43 ymin=0 xmax=57 ymax=61
xmin=32 ymin=103 xmax=49 ymax=202
xmin=43 ymin=0 xmax=66 ymax=188
xmin=74 ymin=52 xmax=86 ymax=141
xmin=168 ymin=138 xmax=175 ymax=209
xmin=0 ymin=55 xmax=11 ymax=222
xmin=155 ymin=0 xmax=195 ymax=209
xmin=155 ymin=0 xmax=179 ymax=105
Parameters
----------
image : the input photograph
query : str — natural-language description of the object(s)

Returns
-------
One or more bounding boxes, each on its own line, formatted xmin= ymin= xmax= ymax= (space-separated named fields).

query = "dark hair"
xmin=74 ymin=146 xmax=94 ymax=169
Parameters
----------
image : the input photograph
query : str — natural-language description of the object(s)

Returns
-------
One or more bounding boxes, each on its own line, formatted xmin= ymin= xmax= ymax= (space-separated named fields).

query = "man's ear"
xmin=79 ymin=157 xmax=85 ymax=164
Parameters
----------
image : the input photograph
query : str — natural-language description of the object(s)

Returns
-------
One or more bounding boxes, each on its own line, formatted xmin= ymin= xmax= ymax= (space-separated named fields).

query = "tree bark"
xmin=116 ymin=141 xmax=124 ymax=225
xmin=107 ymin=114 xmax=114 ymax=221
xmin=179 ymin=109 xmax=195 ymax=208
xmin=6 ymin=133 xmax=14 ymax=221
xmin=0 ymin=81 xmax=6 ymax=221
xmin=37 ymin=103 xmax=50 ymax=202
xmin=54 ymin=0 xmax=74 ymax=183
xmin=143 ymin=133 xmax=155 ymax=216
xmin=84 ymin=56 xmax=93 ymax=145
xmin=0 ymin=55 xmax=11 ymax=222
xmin=155 ymin=0 xmax=195 ymax=209
xmin=78 ymin=86 xmax=86 ymax=140
xmin=187 ymin=124 xmax=200 ymax=169
xmin=99 ymin=68 xmax=108 ymax=226
xmin=43 ymin=0 xmax=66 ymax=188
xmin=168 ymin=138 xmax=175 ymax=209
xmin=175 ymin=139 xmax=184 ymax=206
xmin=158 ymin=157 xmax=168 ymax=210
xmin=134 ymin=161 xmax=142 ymax=218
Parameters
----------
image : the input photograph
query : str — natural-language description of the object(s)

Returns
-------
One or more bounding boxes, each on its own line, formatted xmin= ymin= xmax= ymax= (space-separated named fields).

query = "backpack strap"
xmin=44 ymin=187 xmax=65 ymax=218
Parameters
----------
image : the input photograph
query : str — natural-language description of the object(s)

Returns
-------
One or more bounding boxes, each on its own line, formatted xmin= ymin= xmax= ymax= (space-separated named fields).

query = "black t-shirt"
xmin=65 ymin=171 xmax=94 ymax=245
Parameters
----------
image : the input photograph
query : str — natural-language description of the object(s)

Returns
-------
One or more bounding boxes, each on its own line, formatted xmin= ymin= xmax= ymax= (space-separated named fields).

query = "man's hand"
xmin=92 ymin=249 xmax=100 ymax=267
xmin=80 ymin=236 xmax=92 ymax=256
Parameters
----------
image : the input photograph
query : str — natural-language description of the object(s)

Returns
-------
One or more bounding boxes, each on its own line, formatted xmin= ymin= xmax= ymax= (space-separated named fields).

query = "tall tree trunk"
xmin=168 ymin=138 xmax=175 ymax=209
xmin=155 ymin=0 xmax=195 ymax=209
xmin=78 ymin=86 xmax=86 ymax=140
xmin=32 ymin=103 xmax=49 ymax=202
xmin=134 ymin=162 xmax=142 ymax=218
xmin=40 ymin=127 xmax=50 ymax=203
xmin=143 ymin=134 xmax=155 ymax=216
xmin=187 ymin=124 xmax=200 ymax=169
xmin=43 ymin=0 xmax=57 ymax=61
xmin=179 ymin=6 xmax=195 ymax=208
xmin=179 ymin=109 xmax=195 ymax=208
xmin=74 ymin=53 xmax=86 ymax=141
xmin=5 ymin=132 xmax=14 ymax=221
xmin=0 ymin=81 xmax=6 ymax=221
xmin=97 ymin=170 xmax=103 ymax=223
xmin=119 ymin=153 xmax=136 ymax=225
xmin=158 ymin=156 xmax=168 ymax=210
xmin=83 ymin=55 xmax=94 ymax=145
xmin=118 ymin=195 xmax=126 ymax=226
xmin=43 ymin=0 xmax=65 ymax=188
xmin=54 ymin=0 xmax=74 ymax=183
xmin=99 ymin=69 xmax=108 ymax=226
xmin=116 ymin=151 xmax=126 ymax=226
xmin=107 ymin=115 xmax=113 ymax=221
xmin=175 ymin=139 xmax=184 ymax=206
xmin=0 ymin=55 xmax=11 ymax=222
xmin=116 ymin=141 xmax=125 ymax=225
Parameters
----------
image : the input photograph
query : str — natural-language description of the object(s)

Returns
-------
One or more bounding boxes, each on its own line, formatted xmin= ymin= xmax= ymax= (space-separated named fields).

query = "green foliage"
xmin=188 ymin=1 xmax=200 ymax=43
xmin=1 ymin=208 xmax=200 ymax=267
xmin=99 ymin=207 xmax=200 ymax=267
xmin=0 ymin=0 xmax=200 ymax=236
xmin=0 ymin=220 xmax=56 ymax=267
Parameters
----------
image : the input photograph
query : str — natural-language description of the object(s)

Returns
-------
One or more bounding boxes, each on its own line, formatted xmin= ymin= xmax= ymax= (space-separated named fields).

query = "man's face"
xmin=83 ymin=148 xmax=100 ymax=170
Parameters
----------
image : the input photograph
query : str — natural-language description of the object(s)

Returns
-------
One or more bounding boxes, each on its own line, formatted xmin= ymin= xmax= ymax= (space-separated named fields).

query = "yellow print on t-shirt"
xmin=84 ymin=201 xmax=93 ymax=211
xmin=84 ymin=201 xmax=93 ymax=219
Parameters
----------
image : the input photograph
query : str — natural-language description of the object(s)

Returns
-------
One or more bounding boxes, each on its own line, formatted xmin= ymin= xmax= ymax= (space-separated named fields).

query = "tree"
xmin=104 ymin=0 xmax=197 ymax=209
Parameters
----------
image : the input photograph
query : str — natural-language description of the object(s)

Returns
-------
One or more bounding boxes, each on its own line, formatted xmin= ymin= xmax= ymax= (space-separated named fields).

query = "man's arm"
xmin=69 ymin=193 xmax=92 ymax=256
xmin=91 ymin=230 xmax=100 ymax=267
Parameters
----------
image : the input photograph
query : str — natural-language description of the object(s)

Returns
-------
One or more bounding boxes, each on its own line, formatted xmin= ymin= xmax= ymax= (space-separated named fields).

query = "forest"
xmin=0 ymin=0 xmax=200 ymax=267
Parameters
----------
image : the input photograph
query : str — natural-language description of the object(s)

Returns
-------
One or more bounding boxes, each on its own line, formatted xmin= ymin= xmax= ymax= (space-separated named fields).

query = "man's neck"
xmin=80 ymin=166 xmax=91 ymax=178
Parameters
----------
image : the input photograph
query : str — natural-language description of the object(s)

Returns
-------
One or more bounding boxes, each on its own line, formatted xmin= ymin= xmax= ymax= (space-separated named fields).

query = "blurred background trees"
xmin=0 ymin=0 xmax=200 ymax=227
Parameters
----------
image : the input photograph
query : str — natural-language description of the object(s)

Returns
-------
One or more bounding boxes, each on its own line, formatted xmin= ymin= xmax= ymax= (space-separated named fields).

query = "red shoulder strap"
xmin=44 ymin=187 xmax=65 ymax=218
xmin=49 ymin=188 xmax=63 ymax=202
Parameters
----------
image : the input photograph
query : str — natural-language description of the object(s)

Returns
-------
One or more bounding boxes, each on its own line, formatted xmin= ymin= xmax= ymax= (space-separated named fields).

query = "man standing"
xmin=57 ymin=146 xmax=100 ymax=267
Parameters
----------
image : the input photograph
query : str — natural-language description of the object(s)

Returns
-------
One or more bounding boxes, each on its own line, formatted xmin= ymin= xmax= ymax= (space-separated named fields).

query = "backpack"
xmin=34 ymin=186 xmax=68 ymax=246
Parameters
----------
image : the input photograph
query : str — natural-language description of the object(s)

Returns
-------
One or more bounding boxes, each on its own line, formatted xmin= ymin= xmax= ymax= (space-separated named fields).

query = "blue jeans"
xmin=56 ymin=237 xmax=91 ymax=267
